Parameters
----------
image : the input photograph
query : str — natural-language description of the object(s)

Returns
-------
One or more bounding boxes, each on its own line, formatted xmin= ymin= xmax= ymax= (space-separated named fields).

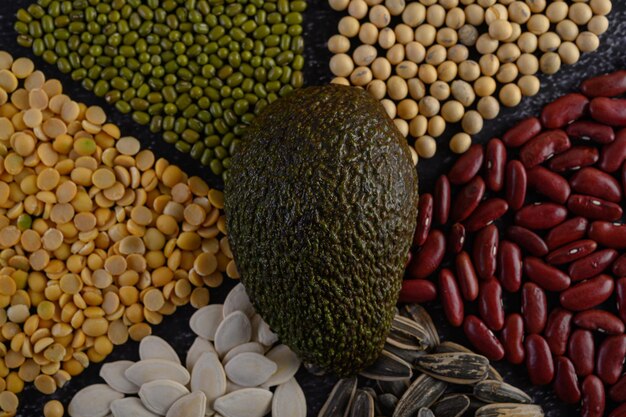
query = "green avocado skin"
xmin=224 ymin=85 xmax=419 ymax=376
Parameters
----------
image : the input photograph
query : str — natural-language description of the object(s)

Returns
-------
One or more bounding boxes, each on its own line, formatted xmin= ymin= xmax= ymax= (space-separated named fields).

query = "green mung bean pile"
xmin=14 ymin=0 xmax=307 ymax=179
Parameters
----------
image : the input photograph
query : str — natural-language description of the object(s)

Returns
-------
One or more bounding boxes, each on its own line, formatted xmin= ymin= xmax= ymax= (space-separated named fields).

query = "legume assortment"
xmin=15 ymin=0 xmax=307 ymax=178
xmin=402 ymin=68 xmax=626 ymax=416
xmin=0 ymin=50 xmax=236 ymax=415
xmin=328 ymin=0 xmax=612 ymax=158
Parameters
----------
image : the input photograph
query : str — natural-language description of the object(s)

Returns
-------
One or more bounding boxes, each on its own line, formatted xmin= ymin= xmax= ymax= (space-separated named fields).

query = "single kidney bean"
xmin=455 ymin=251 xmax=479 ymax=301
xmin=502 ymin=116 xmax=542 ymax=147
xmin=568 ymin=329 xmax=595 ymax=376
xmin=463 ymin=315 xmax=505 ymax=361
xmin=506 ymin=226 xmax=549 ymax=257
xmin=597 ymin=335 xmax=626 ymax=385
xmin=524 ymin=334 xmax=554 ymax=385
xmin=549 ymin=146 xmax=600 ymax=172
xmin=581 ymin=375 xmax=605 ymax=417
xmin=566 ymin=120 xmax=616 ymax=144
xmin=573 ymin=309 xmax=625 ymax=334
xmin=408 ymin=229 xmax=446 ymax=279
xmin=590 ymin=97 xmax=626 ymax=126
xmin=526 ymin=166 xmax=570 ymax=204
xmin=505 ymin=161 xmax=527 ymax=211
xmin=485 ymin=138 xmax=506 ymax=192
xmin=554 ymin=356 xmax=582 ymax=404
xmin=414 ymin=193 xmax=433 ymax=246
xmin=473 ymin=224 xmax=499 ymax=280
xmin=581 ymin=70 xmax=626 ymax=97
xmin=617 ymin=278 xmax=626 ymax=323
xmin=544 ymin=308 xmax=573 ymax=356
xmin=609 ymin=403 xmax=626 ymax=417
xmin=438 ymin=269 xmax=464 ymax=327
xmin=545 ymin=239 xmax=598 ymax=265
xmin=622 ymin=162 xmax=626 ymax=196
xmin=434 ymin=175 xmax=450 ymax=225
xmin=610 ymin=374 xmax=626 ymax=403
xmin=615 ymin=256 xmax=626 ymax=276
xmin=515 ymin=203 xmax=568 ymax=230
xmin=545 ymin=217 xmax=589 ymax=250
xmin=464 ymin=198 xmax=509 ymax=232
xmin=450 ymin=176 xmax=486 ymax=222
xmin=589 ymin=221 xmax=626 ymax=249
xmin=567 ymin=194 xmax=623 ymax=221
xmin=568 ymin=249 xmax=618 ymax=281
xmin=522 ymin=282 xmax=548 ymax=334
xmin=498 ymin=240 xmax=522 ymax=293
xmin=523 ymin=257 xmax=571 ymax=292
xmin=448 ymin=144 xmax=484 ymax=185
xmin=520 ymin=129 xmax=571 ymax=168
xmin=598 ymin=129 xmax=626 ymax=172
xmin=570 ymin=167 xmax=622 ymax=203
xmin=447 ymin=223 xmax=466 ymax=254
xmin=479 ymin=279 xmax=504 ymax=331
xmin=500 ymin=313 xmax=525 ymax=365
xmin=541 ymin=93 xmax=589 ymax=129
xmin=560 ymin=274 xmax=614 ymax=311
xmin=399 ymin=279 xmax=438 ymax=303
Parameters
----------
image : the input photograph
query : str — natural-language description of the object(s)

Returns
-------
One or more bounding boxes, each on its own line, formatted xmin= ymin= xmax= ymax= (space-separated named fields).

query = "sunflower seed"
xmin=473 ymin=380 xmax=533 ymax=404
xmin=417 ymin=408 xmax=435 ymax=417
xmin=430 ymin=394 xmax=470 ymax=417
xmin=413 ymin=353 xmax=489 ymax=384
xmin=475 ymin=403 xmax=544 ymax=417
xmin=139 ymin=335 xmax=181 ymax=364
xmin=487 ymin=365 xmax=504 ymax=382
xmin=214 ymin=311 xmax=252 ymax=356
xmin=189 ymin=304 xmax=224 ymax=341
xmin=125 ymin=359 xmax=190 ymax=386
xmin=222 ymin=342 xmax=265 ymax=365
xmin=138 ymin=379 xmax=189 ymax=415
xmin=360 ymin=350 xmax=413 ymax=381
xmin=272 ymin=378 xmax=306 ymax=417
xmin=263 ymin=344 xmax=301 ymax=387
xmin=224 ymin=352 xmax=277 ymax=387
xmin=387 ymin=315 xmax=432 ymax=351
xmin=110 ymin=397 xmax=159 ymax=417
xmin=402 ymin=305 xmax=440 ymax=346
xmin=318 ymin=377 xmax=358 ymax=417
xmin=393 ymin=374 xmax=447 ymax=417
xmin=185 ymin=337 xmax=216 ymax=371
xmin=377 ymin=379 xmax=410 ymax=398
xmin=100 ymin=361 xmax=139 ymax=394
xmin=223 ymin=283 xmax=255 ymax=317
xmin=384 ymin=343 xmax=428 ymax=365
xmin=350 ymin=390 xmax=374 ymax=417
xmin=166 ymin=392 xmax=206 ymax=417
xmin=214 ymin=388 xmax=273 ymax=417
xmin=191 ymin=351 xmax=226 ymax=413
xmin=378 ymin=393 xmax=398 ymax=416
xmin=68 ymin=384 xmax=124 ymax=417
xmin=435 ymin=341 xmax=473 ymax=354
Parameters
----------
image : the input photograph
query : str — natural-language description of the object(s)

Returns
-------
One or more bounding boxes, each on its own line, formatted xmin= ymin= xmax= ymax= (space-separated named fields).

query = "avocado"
xmin=224 ymin=85 xmax=419 ymax=376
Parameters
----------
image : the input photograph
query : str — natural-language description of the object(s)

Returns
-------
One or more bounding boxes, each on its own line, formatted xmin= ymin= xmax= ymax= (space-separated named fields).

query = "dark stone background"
xmin=0 ymin=0 xmax=625 ymax=415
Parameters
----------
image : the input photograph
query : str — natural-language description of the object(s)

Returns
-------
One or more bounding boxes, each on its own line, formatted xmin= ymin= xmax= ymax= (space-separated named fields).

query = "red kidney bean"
xmin=408 ymin=229 xmax=445 ymax=279
xmin=545 ymin=217 xmax=589 ymax=251
xmin=560 ymin=274 xmax=614 ymax=311
xmin=514 ymin=203 xmax=568 ymax=230
xmin=413 ymin=193 xmax=433 ymax=246
xmin=597 ymin=334 xmax=626 ymax=385
xmin=500 ymin=313 xmax=525 ymax=365
xmin=598 ymin=129 xmax=626 ymax=172
xmin=610 ymin=374 xmax=626 ymax=403
xmin=554 ymin=356 xmax=582 ymax=404
xmin=609 ymin=403 xmax=626 ymax=417
xmin=549 ymin=146 xmax=600 ymax=172
xmin=617 ymin=278 xmax=626 ymax=323
xmin=622 ymin=161 xmax=626 ymax=196
xmin=544 ymin=308 xmax=573 ymax=356
xmin=506 ymin=226 xmax=549 ymax=257
xmin=455 ymin=251 xmax=479 ymax=302
xmin=570 ymin=167 xmax=623 ymax=203
xmin=568 ymin=249 xmax=618 ymax=281
xmin=447 ymin=223 xmax=466 ymax=255
xmin=526 ymin=166 xmax=570 ymax=204
xmin=450 ymin=176 xmax=486 ymax=223
xmin=573 ymin=310 xmax=625 ymax=334
xmin=545 ymin=239 xmax=598 ymax=265
xmin=590 ymin=97 xmax=626 ymax=126
xmin=581 ymin=70 xmax=626 ymax=97
xmin=520 ymin=129 xmax=571 ymax=168
xmin=448 ymin=144 xmax=484 ymax=185
xmin=523 ymin=257 xmax=571 ymax=292
xmin=473 ymin=224 xmax=499 ymax=280
xmin=502 ymin=117 xmax=542 ymax=148
xmin=505 ymin=161 xmax=527 ymax=211
xmin=581 ymin=375 xmax=605 ymax=417
xmin=464 ymin=198 xmax=509 ymax=232
xmin=566 ymin=120 xmax=616 ymax=144
xmin=589 ymin=221 xmax=626 ymax=249
xmin=524 ymin=334 xmax=554 ymax=385
xmin=399 ymin=279 xmax=437 ymax=303
xmin=485 ymin=138 xmax=506 ymax=192
xmin=541 ymin=93 xmax=589 ymax=129
xmin=498 ymin=240 xmax=522 ymax=293
xmin=615 ymin=256 xmax=626 ymax=276
xmin=569 ymin=329 xmax=595 ymax=376
xmin=438 ymin=269 xmax=464 ymax=327
xmin=522 ymin=282 xmax=548 ymax=334
xmin=478 ymin=279 xmax=504 ymax=331
xmin=434 ymin=175 xmax=450 ymax=225
xmin=463 ymin=315 xmax=505 ymax=361
xmin=567 ymin=194 xmax=623 ymax=221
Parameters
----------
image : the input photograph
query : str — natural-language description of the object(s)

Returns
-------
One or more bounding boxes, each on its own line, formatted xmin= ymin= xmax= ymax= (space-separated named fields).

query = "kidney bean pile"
xmin=401 ymin=69 xmax=626 ymax=417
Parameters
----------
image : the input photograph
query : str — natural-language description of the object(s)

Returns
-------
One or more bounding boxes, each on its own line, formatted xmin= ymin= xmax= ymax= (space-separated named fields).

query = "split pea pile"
xmin=328 ymin=0 xmax=612 ymax=158
xmin=0 ymin=51 xmax=235 ymax=415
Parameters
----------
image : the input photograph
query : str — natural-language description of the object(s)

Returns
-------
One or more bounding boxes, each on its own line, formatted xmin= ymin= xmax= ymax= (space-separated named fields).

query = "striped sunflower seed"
xmin=475 ymin=403 xmax=544 ymax=417
xmin=473 ymin=380 xmax=533 ymax=404
xmin=430 ymin=394 xmax=470 ymax=417
xmin=350 ymin=390 xmax=375 ymax=417
xmin=377 ymin=379 xmax=410 ymax=398
xmin=388 ymin=315 xmax=433 ymax=351
xmin=401 ymin=305 xmax=440 ymax=346
xmin=360 ymin=350 xmax=413 ymax=381
xmin=318 ymin=377 xmax=358 ymax=417
xmin=417 ymin=407 xmax=435 ymax=417
xmin=393 ymin=374 xmax=447 ymax=417
xmin=384 ymin=343 xmax=427 ymax=365
xmin=413 ymin=353 xmax=489 ymax=384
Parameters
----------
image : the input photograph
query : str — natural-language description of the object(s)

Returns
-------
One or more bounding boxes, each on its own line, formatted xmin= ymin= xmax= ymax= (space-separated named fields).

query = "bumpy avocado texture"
xmin=224 ymin=85 xmax=419 ymax=376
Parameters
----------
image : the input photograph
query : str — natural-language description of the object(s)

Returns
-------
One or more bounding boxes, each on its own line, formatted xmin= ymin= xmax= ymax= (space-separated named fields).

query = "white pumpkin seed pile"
xmin=67 ymin=283 xmax=306 ymax=417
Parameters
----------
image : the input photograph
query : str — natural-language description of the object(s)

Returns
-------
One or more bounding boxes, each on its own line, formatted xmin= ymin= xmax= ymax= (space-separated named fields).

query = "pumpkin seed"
xmin=272 ymin=378 xmax=306 ymax=417
xmin=318 ymin=377 xmax=358 ymax=417
xmin=223 ymin=283 xmax=255 ymax=317
xmin=100 ymin=361 xmax=139 ymax=394
xmin=475 ymin=403 xmax=544 ymax=417
xmin=473 ymin=380 xmax=533 ymax=404
xmin=263 ymin=344 xmax=301 ymax=387
xmin=224 ymin=352 xmax=277 ymax=387
xmin=68 ymin=384 xmax=124 ymax=417
xmin=213 ymin=388 xmax=273 ymax=417
xmin=138 ymin=380 xmax=189 ymax=415
xmin=417 ymin=408 xmax=435 ymax=417
xmin=350 ymin=390 xmax=374 ymax=417
xmin=165 ymin=392 xmax=206 ymax=417
xmin=139 ymin=335 xmax=181 ymax=364
xmin=430 ymin=394 xmax=470 ymax=417
xmin=393 ymin=374 xmax=447 ymax=417
xmin=254 ymin=315 xmax=279 ymax=346
xmin=214 ymin=311 xmax=252 ymax=356
xmin=185 ymin=337 xmax=216 ymax=371
xmin=222 ymin=342 xmax=266 ymax=365
xmin=125 ymin=359 xmax=190 ymax=386
xmin=360 ymin=350 xmax=413 ymax=381
xmin=413 ymin=353 xmax=489 ymax=384
xmin=189 ymin=304 xmax=224 ymax=341
xmin=190 ymin=351 xmax=227 ymax=414
xmin=110 ymin=397 xmax=159 ymax=417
